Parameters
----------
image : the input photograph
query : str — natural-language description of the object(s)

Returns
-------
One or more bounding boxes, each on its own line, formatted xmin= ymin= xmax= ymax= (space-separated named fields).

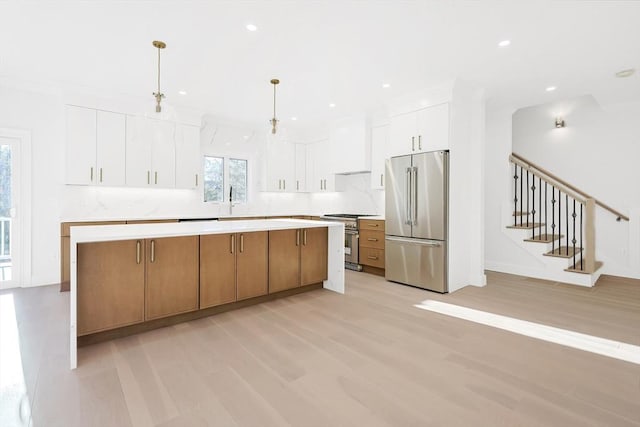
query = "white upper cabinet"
xmin=66 ymin=106 xmax=125 ymax=186
xmin=175 ymin=124 xmax=201 ymax=189
xmin=294 ymin=144 xmax=307 ymax=192
xmin=388 ymin=102 xmax=449 ymax=157
xmin=96 ymin=111 xmax=126 ymax=186
xmin=329 ymin=114 xmax=371 ymax=174
xmin=306 ymin=140 xmax=335 ymax=192
xmin=66 ymin=106 xmax=96 ymax=185
xmin=370 ymin=125 xmax=388 ymax=190
xmin=264 ymin=139 xmax=295 ymax=192
xmin=125 ymin=116 xmax=176 ymax=188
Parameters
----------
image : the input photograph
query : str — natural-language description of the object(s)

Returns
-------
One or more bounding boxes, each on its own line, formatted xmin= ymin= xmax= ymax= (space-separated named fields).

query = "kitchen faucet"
xmin=229 ymin=185 xmax=233 ymax=215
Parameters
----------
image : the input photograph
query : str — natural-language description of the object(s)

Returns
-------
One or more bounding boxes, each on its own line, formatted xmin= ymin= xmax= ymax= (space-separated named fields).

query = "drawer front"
xmin=359 ymin=219 xmax=385 ymax=232
xmin=360 ymin=247 xmax=385 ymax=269
xmin=360 ymin=230 xmax=385 ymax=249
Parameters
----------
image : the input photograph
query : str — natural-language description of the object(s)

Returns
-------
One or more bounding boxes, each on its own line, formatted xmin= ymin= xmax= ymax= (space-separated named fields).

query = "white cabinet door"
xmin=265 ymin=140 xmax=295 ymax=192
xmin=125 ymin=115 xmax=152 ymax=187
xmin=307 ymin=140 xmax=335 ymax=192
xmin=66 ymin=106 xmax=96 ymax=185
xmin=150 ymin=120 xmax=176 ymax=188
xmin=388 ymin=110 xmax=417 ymax=157
xmin=96 ymin=111 xmax=126 ymax=186
xmin=329 ymin=115 xmax=370 ymax=174
xmin=175 ymin=124 xmax=201 ymax=189
xmin=294 ymin=144 xmax=307 ymax=192
xmin=370 ymin=125 xmax=388 ymax=190
xmin=416 ymin=103 xmax=449 ymax=152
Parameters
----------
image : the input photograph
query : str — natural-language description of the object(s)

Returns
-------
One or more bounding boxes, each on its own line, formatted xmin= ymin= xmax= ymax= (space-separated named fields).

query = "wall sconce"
xmin=555 ymin=117 xmax=565 ymax=128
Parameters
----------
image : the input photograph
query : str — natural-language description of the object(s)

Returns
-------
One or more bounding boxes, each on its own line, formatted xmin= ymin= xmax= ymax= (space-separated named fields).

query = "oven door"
xmin=345 ymin=230 xmax=359 ymax=264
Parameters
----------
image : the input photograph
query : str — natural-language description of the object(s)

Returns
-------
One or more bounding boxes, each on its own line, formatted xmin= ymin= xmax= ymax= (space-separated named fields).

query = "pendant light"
xmin=152 ymin=40 xmax=166 ymax=113
xmin=270 ymin=78 xmax=280 ymax=134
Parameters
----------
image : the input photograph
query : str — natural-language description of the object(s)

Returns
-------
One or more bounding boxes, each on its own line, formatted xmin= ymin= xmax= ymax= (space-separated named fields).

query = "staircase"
xmin=503 ymin=153 xmax=628 ymax=287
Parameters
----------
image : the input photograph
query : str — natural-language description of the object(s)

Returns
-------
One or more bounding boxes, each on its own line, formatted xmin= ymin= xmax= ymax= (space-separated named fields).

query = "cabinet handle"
xmin=380 ymin=174 xmax=384 ymax=187
xmin=418 ymin=135 xmax=422 ymax=150
xmin=100 ymin=167 xmax=103 ymax=183
xmin=371 ymin=223 xmax=379 ymax=227
xmin=155 ymin=171 xmax=158 ymax=185
xmin=367 ymin=255 xmax=378 ymax=260
xmin=283 ymin=180 xmax=286 ymax=190
xmin=303 ymin=229 xmax=307 ymax=246
xmin=296 ymin=230 xmax=300 ymax=246
xmin=230 ymin=234 xmax=235 ymax=254
xmin=320 ymin=179 xmax=323 ymax=190
xmin=296 ymin=180 xmax=299 ymax=191
xmin=240 ymin=234 xmax=244 ymax=253
xmin=147 ymin=171 xmax=150 ymax=185
xmin=90 ymin=167 xmax=94 ymax=182
xmin=367 ymin=238 xmax=378 ymax=242
xmin=411 ymin=136 xmax=415 ymax=151
xmin=136 ymin=240 xmax=141 ymax=264
xmin=195 ymin=174 xmax=198 ymax=187
xmin=150 ymin=240 xmax=155 ymax=263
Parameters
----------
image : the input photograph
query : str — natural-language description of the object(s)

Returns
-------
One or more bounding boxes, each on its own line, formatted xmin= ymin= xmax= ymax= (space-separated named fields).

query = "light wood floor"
xmin=1 ymin=271 xmax=639 ymax=426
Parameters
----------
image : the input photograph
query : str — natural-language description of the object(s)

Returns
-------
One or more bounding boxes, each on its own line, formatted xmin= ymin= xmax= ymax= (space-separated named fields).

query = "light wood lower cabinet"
xmin=269 ymin=227 xmax=328 ymax=293
xmin=200 ymin=231 xmax=268 ymax=308
xmin=145 ymin=236 xmax=199 ymax=320
xmin=359 ymin=219 xmax=385 ymax=270
xmin=77 ymin=240 xmax=145 ymax=335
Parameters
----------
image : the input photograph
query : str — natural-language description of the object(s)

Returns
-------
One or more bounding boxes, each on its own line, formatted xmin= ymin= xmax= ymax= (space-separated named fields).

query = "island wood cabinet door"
xmin=200 ymin=233 xmax=236 ymax=308
xmin=77 ymin=239 xmax=145 ymax=336
xmin=268 ymin=229 xmax=301 ymax=293
xmin=300 ymin=227 xmax=328 ymax=286
xmin=145 ymin=236 xmax=199 ymax=320
xmin=236 ymin=231 xmax=268 ymax=300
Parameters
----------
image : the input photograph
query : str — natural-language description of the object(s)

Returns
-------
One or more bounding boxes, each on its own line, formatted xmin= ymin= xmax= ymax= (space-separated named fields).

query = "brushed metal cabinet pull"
xmin=147 ymin=170 xmax=150 ymax=185
xmin=367 ymin=237 xmax=378 ymax=241
xmin=155 ymin=171 xmax=158 ymax=185
xmin=136 ymin=241 xmax=141 ymax=264
xmin=418 ymin=135 xmax=422 ymax=150
xmin=380 ymin=174 xmax=383 ymax=187
xmin=240 ymin=234 xmax=244 ymax=253
xmin=230 ymin=234 xmax=235 ymax=254
xmin=150 ymin=240 xmax=155 ymax=263
xmin=296 ymin=230 xmax=300 ymax=246
xmin=100 ymin=167 xmax=103 ymax=183
xmin=320 ymin=179 xmax=323 ymax=190
xmin=283 ymin=180 xmax=286 ymax=190
xmin=90 ymin=167 xmax=94 ymax=182
xmin=411 ymin=136 xmax=415 ymax=151
xmin=303 ymin=229 xmax=307 ymax=246
xmin=368 ymin=255 xmax=378 ymax=260
xmin=296 ymin=180 xmax=299 ymax=191
xmin=195 ymin=174 xmax=198 ymax=187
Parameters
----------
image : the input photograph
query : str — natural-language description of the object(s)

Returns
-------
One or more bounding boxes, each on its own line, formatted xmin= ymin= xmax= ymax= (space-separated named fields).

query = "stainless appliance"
xmin=320 ymin=214 xmax=376 ymax=271
xmin=385 ymin=150 xmax=448 ymax=292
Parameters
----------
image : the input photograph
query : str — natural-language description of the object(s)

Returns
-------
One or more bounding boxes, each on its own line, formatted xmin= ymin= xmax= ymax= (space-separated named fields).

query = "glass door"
xmin=0 ymin=137 xmax=20 ymax=289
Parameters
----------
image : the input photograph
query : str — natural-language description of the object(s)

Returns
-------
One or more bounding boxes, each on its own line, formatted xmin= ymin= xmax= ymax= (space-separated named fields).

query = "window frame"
xmin=202 ymin=155 xmax=249 ymax=204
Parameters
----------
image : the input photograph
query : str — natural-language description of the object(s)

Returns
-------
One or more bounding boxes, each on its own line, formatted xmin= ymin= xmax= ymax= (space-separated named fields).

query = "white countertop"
xmin=71 ymin=219 xmax=339 ymax=243
xmin=361 ymin=216 xmax=385 ymax=220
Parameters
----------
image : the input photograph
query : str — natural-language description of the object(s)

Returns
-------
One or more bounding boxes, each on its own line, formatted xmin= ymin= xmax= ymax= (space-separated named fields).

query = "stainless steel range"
xmin=320 ymin=214 xmax=376 ymax=271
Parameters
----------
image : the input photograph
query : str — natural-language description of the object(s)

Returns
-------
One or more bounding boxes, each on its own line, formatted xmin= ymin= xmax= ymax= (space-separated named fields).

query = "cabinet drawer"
xmin=360 ymin=230 xmax=384 ymax=249
xmin=359 ymin=219 xmax=385 ymax=232
xmin=360 ymin=247 xmax=385 ymax=269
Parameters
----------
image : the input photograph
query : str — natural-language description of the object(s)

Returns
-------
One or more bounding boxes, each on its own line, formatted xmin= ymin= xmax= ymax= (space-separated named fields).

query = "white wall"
xmin=486 ymin=96 xmax=640 ymax=280
xmin=0 ymin=86 xmax=384 ymax=287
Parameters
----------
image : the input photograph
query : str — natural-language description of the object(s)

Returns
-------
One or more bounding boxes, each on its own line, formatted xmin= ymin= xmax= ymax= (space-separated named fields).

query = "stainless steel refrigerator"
xmin=385 ymin=150 xmax=448 ymax=293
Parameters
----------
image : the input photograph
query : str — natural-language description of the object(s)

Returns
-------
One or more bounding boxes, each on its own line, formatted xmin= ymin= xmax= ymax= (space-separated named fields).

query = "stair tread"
xmin=544 ymin=246 xmax=583 ymax=258
xmin=565 ymin=261 xmax=603 ymax=274
xmin=523 ymin=234 xmax=563 ymax=243
xmin=506 ymin=222 xmax=544 ymax=230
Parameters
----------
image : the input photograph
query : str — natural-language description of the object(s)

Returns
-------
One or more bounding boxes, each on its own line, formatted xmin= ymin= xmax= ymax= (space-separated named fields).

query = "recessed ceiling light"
xmin=498 ymin=40 xmax=511 ymax=47
xmin=382 ymin=83 xmax=391 ymax=88
xmin=291 ymin=117 xmax=298 ymax=121
xmin=178 ymin=90 xmax=187 ymax=95
xmin=246 ymin=24 xmax=257 ymax=32
xmin=329 ymin=103 xmax=336 ymax=108
xmin=615 ymin=68 xmax=635 ymax=78
xmin=546 ymin=86 xmax=557 ymax=92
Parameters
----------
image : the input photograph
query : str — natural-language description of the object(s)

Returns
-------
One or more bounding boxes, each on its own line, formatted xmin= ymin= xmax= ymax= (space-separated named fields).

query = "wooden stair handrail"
xmin=511 ymin=152 xmax=629 ymax=222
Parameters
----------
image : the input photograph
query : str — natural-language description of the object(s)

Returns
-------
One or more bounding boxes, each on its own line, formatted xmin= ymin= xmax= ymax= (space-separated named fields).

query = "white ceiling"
xmin=1 ymin=1 xmax=639 ymax=130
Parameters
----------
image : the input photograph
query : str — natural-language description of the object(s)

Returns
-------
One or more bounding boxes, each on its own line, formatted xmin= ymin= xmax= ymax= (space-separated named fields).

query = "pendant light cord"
xmin=157 ymin=47 xmax=161 ymax=95
xmin=273 ymin=83 xmax=276 ymax=118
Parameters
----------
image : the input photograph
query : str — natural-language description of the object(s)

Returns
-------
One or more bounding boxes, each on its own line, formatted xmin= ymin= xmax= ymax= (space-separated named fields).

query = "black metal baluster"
xmin=531 ymin=177 xmax=536 ymax=239
xmin=572 ymin=199 xmax=577 ymax=269
xmin=566 ymin=194 xmax=569 ymax=256
xmin=526 ymin=171 xmax=530 ymax=227
xmin=520 ymin=167 xmax=523 ymax=226
xmin=558 ymin=189 xmax=561 ymax=255
xmin=545 ymin=182 xmax=548 ymax=240
xmin=580 ymin=204 xmax=583 ymax=270
xmin=551 ymin=186 xmax=556 ymax=253
xmin=538 ymin=176 xmax=542 ymax=240
xmin=513 ymin=164 xmax=518 ymax=226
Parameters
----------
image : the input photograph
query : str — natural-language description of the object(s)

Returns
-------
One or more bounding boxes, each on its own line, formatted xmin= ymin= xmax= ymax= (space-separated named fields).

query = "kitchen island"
xmin=69 ymin=219 xmax=344 ymax=369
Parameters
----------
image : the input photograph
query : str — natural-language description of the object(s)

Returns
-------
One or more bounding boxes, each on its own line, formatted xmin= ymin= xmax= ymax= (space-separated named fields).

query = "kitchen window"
xmin=203 ymin=156 xmax=248 ymax=203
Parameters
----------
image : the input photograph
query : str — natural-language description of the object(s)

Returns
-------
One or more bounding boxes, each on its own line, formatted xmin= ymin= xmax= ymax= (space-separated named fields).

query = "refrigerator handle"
xmin=412 ymin=166 xmax=418 ymax=225
xmin=406 ymin=167 xmax=412 ymax=225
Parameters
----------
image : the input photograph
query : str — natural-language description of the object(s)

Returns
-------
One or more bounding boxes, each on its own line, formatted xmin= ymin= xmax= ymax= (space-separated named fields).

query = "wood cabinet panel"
xmin=301 ymin=227 xmax=328 ymax=286
xmin=359 ymin=219 xmax=385 ymax=232
xmin=268 ymin=229 xmax=301 ymax=293
xmin=77 ymin=240 xmax=145 ymax=335
xmin=145 ymin=236 xmax=199 ymax=320
xmin=360 ymin=247 xmax=385 ymax=269
xmin=200 ymin=234 xmax=236 ymax=309
xmin=237 ymin=231 xmax=268 ymax=300
xmin=360 ymin=230 xmax=384 ymax=249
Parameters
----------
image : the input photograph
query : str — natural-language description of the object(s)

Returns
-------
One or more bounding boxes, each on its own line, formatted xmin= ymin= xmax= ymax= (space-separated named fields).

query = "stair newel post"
xmin=584 ymin=198 xmax=596 ymax=273
xmin=513 ymin=164 xmax=518 ymax=227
